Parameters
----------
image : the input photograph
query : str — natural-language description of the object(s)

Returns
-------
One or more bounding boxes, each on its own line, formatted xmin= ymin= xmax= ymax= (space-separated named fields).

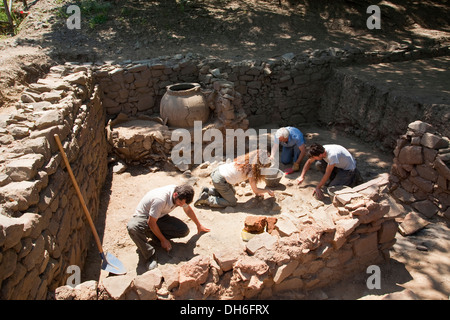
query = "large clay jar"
xmin=160 ymin=83 xmax=209 ymax=128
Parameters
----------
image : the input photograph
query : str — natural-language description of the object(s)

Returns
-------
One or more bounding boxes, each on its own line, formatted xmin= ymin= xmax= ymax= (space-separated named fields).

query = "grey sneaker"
xmin=194 ymin=191 xmax=209 ymax=206
xmin=202 ymin=187 xmax=220 ymax=196
xmin=146 ymin=256 xmax=158 ymax=271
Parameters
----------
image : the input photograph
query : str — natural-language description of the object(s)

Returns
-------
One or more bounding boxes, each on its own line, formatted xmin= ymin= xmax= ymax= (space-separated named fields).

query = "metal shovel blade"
xmin=100 ymin=252 xmax=127 ymax=275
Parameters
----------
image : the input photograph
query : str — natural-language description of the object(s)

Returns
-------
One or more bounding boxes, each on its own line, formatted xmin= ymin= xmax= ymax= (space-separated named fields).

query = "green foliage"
xmin=80 ymin=0 xmax=112 ymax=28
xmin=0 ymin=0 xmax=27 ymax=35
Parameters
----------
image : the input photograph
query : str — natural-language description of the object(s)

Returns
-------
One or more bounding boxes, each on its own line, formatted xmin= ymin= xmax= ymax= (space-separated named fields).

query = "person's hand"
xmin=197 ymin=224 xmax=211 ymax=234
xmin=267 ymin=189 xmax=275 ymax=197
xmin=161 ymin=239 xmax=172 ymax=252
xmin=292 ymin=162 xmax=300 ymax=172
xmin=296 ymin=176 xmax=304 ymax=185
xmin=313 ymin=187 xmax=324 ymax=200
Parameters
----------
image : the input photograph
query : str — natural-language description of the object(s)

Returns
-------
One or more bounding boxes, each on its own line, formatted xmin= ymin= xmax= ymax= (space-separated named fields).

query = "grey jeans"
xmin=315 ymin=160 xmax=358 ymax=187
xmin=127 ymin=214 xmax=189 ymax=260
xmin=207 ymin=168 xmax=238 ymax=208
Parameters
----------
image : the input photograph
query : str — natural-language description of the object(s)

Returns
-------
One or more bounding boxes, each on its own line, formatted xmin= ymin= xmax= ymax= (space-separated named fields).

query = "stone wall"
xmin=55 ymin=174 xmax=400 ymax=300
xmin=2 ymin=43 xmax=449 ymax=300
xmin=95 ymin=45 xmax=449 ymax=149
xmin=389 ymin=120 xmax=450 ymax=221
xmin=93 ymin=52 xmax=331 ymax=128
xmin=319 ymin=55 xmax=450 ymax=152
xmin=0 ymin=64 xmax=108 ymax=299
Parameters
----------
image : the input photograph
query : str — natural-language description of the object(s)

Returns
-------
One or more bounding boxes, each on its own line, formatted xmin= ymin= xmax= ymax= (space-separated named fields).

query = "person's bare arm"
xmin=147 ymin=216 xmax=171 ymax=251
xmin=297 ymin=157 xmax=313 ymax=184
xmin=314 ymin=164 xmax=335 ymax=200
xmin=183 ymin=205 xmax=210 ymax=234
xmin=249 ymin=177 xmax=274 ymax=197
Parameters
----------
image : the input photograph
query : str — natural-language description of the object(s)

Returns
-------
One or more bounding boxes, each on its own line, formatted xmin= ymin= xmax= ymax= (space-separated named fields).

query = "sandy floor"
xmin=81 ymin=124 xmax=450 ymax=300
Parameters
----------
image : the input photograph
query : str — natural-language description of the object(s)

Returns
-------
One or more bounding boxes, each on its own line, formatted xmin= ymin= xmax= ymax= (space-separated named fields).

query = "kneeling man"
xmin=297 ymin=143 xmax=359 ymax=200
xmin=127 ymin=184 xmax=210 ymax=270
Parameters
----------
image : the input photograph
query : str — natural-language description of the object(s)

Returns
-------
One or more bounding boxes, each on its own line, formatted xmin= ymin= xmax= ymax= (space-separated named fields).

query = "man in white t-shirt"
xmin=127 ymin=184 xmax=210 ymax=270
xmin=296 ymin=143 xmax=359 ymax=200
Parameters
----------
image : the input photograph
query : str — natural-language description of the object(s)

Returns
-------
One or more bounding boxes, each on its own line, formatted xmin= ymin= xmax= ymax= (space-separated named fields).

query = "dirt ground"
xmin=82 ymin=124 xmax=450 ymax=300
xmin=2 ymin=0 xmax=450 ymax=108
xmin=1 ymin=0 xmax=449 ymax=300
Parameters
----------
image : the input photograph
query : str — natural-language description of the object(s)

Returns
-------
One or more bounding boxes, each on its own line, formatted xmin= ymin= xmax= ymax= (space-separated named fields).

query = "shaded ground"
xmin=339 ymin=56 xmax=450 ymax=105
xmin=1 ymin=0 xmax=450 ymax=108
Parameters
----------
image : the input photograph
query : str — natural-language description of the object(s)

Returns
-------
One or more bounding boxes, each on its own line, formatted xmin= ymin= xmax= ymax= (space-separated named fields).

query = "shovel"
xmin=54 ymin=134 xmax=126 ymax=275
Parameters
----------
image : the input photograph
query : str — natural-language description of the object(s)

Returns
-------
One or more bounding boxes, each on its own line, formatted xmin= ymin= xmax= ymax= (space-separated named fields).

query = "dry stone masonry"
xmin=0 ymin=42 xmax=449 ymax=299
xmin=389 ymin=120 xmax=450 ymax=234
xmin=55 ymin=173 xmax=399 ymax=300
xmin=0 ymin=64 xmax=108 ymax=299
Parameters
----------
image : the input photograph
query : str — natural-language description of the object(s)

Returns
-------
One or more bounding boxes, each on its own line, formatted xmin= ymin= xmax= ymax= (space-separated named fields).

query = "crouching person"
xmin=127 ymin=184 xmax=210 ymax=270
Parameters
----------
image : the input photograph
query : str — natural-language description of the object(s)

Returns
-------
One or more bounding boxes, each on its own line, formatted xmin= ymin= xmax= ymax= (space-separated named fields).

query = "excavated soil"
xmin=1 ymin=0 xmax=449 ymax=300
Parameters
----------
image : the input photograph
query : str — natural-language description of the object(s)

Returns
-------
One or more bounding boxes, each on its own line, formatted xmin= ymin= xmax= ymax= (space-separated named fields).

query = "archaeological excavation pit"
xmin=0 ymin=47 xmax=449 ymax=300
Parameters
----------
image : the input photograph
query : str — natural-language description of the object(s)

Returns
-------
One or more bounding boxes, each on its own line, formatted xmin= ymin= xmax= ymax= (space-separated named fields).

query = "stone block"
xmin=244 ymin=215 xmax=267 ymax=233
xmin=357 ymin=200 xmax=390 ymax=224
xmin=352 ymin=232 xmax=378 ymax=257
xmin=275 ymin=216 xmax=297 ymax=236
xmin=412 ymin=199 xmax=438 ymax=218
xmin=378 ymin=220 xmax=398 ymax=243
xmin=22 ymin=235 xmax=46 ymax=271
xmin=55 ymin=280 xmax=98 ymax=300
xmin=5 ymin=153 xmax=45 ymax=182
xmin=12 ymin=137 xmax=51 ymax=162
xmin=0 ymin=214 xmax=25 ymax=250
xmin=398 ymin=146 xmax=423 ymax=165
xmin=64 ymin=71 xmax=88 ymax=86
xmin=133 ymin=268 xmax=163 ymax=300
xmin=234 ymin=256 xmax=269 ymax=281
xmin=336 ymin=218 xmax=360 ymax=238
xmin=421 ymin=132 xmax=448 ymax=149
xmin=273 ymin=260 xmax=299 ymax=284
xmin=392 ymin=187 xmax=416 ymax=204
xmin=245 ymin=232 xmax=277 ymax=255
xmin=382 ymin=288 xmax=419 ymax=300
xmin=409 ymin=175 xmax=434 ymax=193
xmin=434 ymin=157 xmax=450 ymax=180
xmin=0 ymin=249 xmax=18 ymax=280
xmin=213 ymin=247 xmax=242 ymax=272
xmin=383 ymin=195 xmax=407 ymax=219
xmin=177 ymin=255 xmax=210 ymax=295
xmin=312 ymin=205 xmax=336 ymax=232
xmin=408 ymin=120 xmax=433 ymax=134
xmin=416 ymin=165 xmax=438 ymax=182
xmin=101 ymin=275 xmax=133 ymax=300
xmin=335 ymin=192 xmax=363 ymax=205
xmin=158 ymin=264 xmax=179 ymax=290
xmin=398 ymin=211 xmax=430 ymax=236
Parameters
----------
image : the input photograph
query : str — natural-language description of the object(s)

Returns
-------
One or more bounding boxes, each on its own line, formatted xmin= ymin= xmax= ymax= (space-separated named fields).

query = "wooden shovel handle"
xmin=54 ymin=134 xmax=104 ymax=255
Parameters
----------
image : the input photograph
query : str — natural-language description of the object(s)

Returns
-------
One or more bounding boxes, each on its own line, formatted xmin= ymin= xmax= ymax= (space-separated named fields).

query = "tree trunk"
xmin=3 ymin=0 xmax=14 ymax=31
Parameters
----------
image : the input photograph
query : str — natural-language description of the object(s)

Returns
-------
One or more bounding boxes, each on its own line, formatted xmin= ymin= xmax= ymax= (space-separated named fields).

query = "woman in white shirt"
xmin=195 ymin=149 xmax=275 ymax=208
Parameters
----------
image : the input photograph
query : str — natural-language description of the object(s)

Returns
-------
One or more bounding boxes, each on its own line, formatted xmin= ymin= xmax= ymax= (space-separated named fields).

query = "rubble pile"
xmin=389 ymin=120 xmax=450 ymax=234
